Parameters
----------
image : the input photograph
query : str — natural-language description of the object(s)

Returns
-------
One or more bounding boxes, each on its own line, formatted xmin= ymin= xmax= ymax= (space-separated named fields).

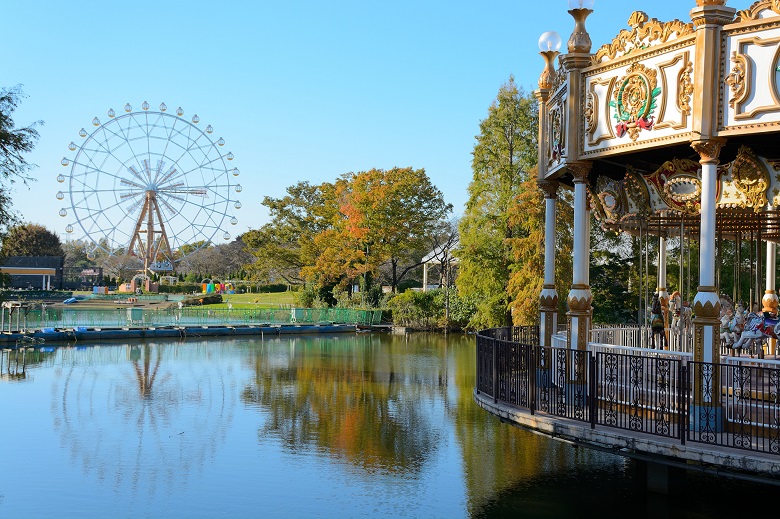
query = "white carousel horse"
xmin=731 ymin=312 xmax=780 ymax=357
xmin=720 ymin=309 xmax=735 ymax=349
xmin=669 ymin=292 xmax=682 ymax=334
xmin=720 ymin=307 xmax=745 ymax=354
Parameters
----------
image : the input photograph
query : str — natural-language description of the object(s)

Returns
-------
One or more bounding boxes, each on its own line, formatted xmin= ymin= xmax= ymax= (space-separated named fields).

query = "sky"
xmin=4 ymin=0 xmax=697 ymax=248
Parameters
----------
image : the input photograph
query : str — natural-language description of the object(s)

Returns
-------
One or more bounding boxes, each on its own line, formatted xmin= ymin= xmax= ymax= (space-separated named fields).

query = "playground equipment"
xmin=57 ymin=102 xmax=243 ymax=274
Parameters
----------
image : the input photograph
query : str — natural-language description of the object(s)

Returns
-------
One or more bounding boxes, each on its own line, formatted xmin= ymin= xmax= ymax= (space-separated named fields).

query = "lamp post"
xmin=537 ymin=31 xmax=561 ymax=90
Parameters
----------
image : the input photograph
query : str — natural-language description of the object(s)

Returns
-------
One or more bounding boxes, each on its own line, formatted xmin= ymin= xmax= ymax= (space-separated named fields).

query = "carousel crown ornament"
xmin=567 ymin=0 xmax=594 ymax=54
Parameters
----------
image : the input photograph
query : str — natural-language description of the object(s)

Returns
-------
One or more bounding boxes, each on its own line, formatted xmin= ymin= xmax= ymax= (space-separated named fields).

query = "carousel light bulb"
xmin=68 ymin=142 xmax=77 ymax=151
xmin=159 ymin=102 xmax=167 ymax=112
xmin=142 ymin=101 xmax=150 ymax=111
xmin=79 ymin=128 xmax=87 ymax=138
xmin=538 ymin=31 xmax=562 ymax=52
xmin=192 ymin=114 xmax=200 ymax=124
xmin=568 ymin=0 xmax=594 ymax=8
xmin=125 ymin=103 xmax=132 ymax=112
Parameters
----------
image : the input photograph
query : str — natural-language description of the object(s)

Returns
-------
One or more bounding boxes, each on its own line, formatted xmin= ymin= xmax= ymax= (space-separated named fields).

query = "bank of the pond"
xmin=0 ymin=323 xmax=383 ymax=346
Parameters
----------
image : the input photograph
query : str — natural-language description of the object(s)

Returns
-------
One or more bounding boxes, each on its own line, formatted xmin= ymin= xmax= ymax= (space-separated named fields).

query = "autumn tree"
xmin=307 ymin=167 xmax=452 ymax=293
xmin=0 ymin=223 xmax=64 ymax=258
xmin=457 ymin=76 xmax=538 ymax=329
xmin=507 ymin=170 xmax=573 ymax=325
xmin=244 ymin=181 xmax=339 ymax=285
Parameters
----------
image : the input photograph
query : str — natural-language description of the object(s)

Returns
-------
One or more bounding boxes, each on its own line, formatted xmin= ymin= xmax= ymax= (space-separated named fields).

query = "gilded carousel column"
xmin=567 ymin=162 xmax=593 ymax=351
xmin=539 ymin=180 xmax=559 ymax=347
xmin=689 ymin=0 xmax=733 ymax=366
xmin=691 ymin=138 xmax=726 ymax=432
xmin=691 ymin=139 xmax=725 ymax=363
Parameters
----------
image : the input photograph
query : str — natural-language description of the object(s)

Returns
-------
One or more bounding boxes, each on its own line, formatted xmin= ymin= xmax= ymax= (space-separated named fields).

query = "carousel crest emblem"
xmin=610 ymin=62 xmax=660 ymax=141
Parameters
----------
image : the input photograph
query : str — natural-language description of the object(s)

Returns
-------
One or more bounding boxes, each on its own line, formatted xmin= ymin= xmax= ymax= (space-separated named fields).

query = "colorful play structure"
xmin=201 ymin=281 xmax=235 ymax=295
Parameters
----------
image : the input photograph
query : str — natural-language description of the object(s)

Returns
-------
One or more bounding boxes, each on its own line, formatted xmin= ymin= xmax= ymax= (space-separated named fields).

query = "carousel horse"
xmin=731 ymin=311 xmax=780 ymax=358
xmin=720 ymin=307 xmax=735 ymax=350
xmin=650 ymin=292 xmax=667 ymax=349
xmin=720 ymin=306 xmax=745 ymax=355
xmin=669 ymin=291 xmax=682 ymax=334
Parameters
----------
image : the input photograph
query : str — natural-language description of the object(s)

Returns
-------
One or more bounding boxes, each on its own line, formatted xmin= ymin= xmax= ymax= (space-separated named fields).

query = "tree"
xmin=507 ymin=171 xmax=573 ymax=325
xmin=457 ymin=76 xmax=538 ymax=329
xmin=0 ymin=85 xmax=42 ymax=230
xmin=0 ymin=223 xmax=64 ymax=257
xmin=244 ymin=181 xmax=338 ymax=285
xmin=313 ymin=167 xmax=452 ymax=292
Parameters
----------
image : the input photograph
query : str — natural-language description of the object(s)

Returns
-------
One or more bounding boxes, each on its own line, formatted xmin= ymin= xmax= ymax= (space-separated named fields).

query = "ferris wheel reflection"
xmin=51 ymin=342 xmax=236 ymax=495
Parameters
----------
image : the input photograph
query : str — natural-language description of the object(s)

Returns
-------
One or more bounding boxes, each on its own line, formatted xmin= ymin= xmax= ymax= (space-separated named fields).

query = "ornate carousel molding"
xmin=591 ymin=11 xmax=694 ymax=65
xmin=734 ymin=0 xmax=780 ymax=23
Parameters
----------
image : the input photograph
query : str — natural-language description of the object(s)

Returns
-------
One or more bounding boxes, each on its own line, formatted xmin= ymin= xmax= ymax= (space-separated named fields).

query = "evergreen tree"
xmin=457 ymin=76 xmax=539 ymax=329
xmin=1 ymin=223 xmax=64 ymax=257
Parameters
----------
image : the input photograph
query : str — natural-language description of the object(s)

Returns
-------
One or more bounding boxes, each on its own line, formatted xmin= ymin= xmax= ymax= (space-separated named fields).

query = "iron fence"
xmin=476 ymin=326 xmax=780 ymax=457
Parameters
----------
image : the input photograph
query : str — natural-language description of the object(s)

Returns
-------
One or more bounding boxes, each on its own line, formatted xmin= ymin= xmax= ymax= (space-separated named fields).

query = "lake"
xmin=0 ymin=332 xmax=773 ymax=518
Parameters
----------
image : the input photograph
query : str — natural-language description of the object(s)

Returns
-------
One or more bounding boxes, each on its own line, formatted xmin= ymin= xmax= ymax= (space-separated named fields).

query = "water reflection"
xmin=0 ymin=333 xmax=771 ymax=519
xmin=50 ymin=342 xmax=236 ymax=496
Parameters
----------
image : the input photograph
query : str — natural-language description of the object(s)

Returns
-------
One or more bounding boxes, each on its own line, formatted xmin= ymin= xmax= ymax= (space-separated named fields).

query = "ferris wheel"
xmin=57 ymin=101 xmax=242 ymax=273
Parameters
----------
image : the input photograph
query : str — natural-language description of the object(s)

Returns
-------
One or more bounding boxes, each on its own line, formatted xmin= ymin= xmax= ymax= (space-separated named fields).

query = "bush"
xmin=387 ymin=290 xmax=438 ymax=329
xmin=386 ymin=288 xmax=475 ymax=331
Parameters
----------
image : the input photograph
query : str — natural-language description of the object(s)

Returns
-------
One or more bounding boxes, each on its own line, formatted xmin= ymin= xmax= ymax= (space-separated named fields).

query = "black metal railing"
xmin=475 ymin=326 xmax=780 ymax=457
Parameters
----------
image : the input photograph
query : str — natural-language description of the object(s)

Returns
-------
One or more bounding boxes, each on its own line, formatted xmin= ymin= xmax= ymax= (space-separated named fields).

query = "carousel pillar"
xmin=691 ymin=138 xmax=726 ymax=432
xmin=658 ymin=235 xmax=670 ymax=347
xmin=763 ymin=237 xmax=778 ymax=356
xmin=689 ymin=1 xmax=733 ymax=363
xmin=566 ymin=163 xmax=593 ymax=351
xmin=539 ymin=180 xmax=559 ymax=348
xmin=691 ymin=140 xmax=724 ymax=362
xmin=534 ymin=48 xmax=557 ymax=348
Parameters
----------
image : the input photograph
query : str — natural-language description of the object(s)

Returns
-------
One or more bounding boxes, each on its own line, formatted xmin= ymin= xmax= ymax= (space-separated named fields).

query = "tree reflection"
xmin=242 ymin=334 xmax=436 ymax=473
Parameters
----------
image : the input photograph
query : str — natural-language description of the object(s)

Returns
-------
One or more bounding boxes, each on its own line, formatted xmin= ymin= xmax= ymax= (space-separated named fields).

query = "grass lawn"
xmin=72 ymin=289 xmax=297 ymax=309
xmin=216 ymin=291 xmax=296 ymax=308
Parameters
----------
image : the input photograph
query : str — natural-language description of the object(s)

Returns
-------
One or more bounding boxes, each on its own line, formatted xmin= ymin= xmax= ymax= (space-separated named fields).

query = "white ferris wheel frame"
xmin=57 ymin=103 xmax=242 ymax=274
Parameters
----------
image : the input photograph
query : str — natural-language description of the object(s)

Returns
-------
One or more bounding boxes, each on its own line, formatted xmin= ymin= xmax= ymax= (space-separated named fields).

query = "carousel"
xmin=536 ymin=0 xmax=780 ymax=368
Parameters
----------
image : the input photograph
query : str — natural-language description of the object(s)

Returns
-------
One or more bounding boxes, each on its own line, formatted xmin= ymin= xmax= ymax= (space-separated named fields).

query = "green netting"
xmin=1 ymin=307 xmax=383 ymax=331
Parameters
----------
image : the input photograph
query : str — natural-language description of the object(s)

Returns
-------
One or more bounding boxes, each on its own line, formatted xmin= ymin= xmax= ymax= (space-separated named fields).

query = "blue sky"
xmin=5 ymin=0 xmax=693 ymax=247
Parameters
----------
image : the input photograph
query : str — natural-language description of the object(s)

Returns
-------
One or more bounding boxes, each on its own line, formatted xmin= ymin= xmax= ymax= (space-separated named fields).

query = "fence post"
xmin=680 ymin=362 xmax=687 ymax=445
xmin=492 ymin=337 xmax=498 ymax=404
xmin=529 ymin=342 xmax=536 ymax=415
